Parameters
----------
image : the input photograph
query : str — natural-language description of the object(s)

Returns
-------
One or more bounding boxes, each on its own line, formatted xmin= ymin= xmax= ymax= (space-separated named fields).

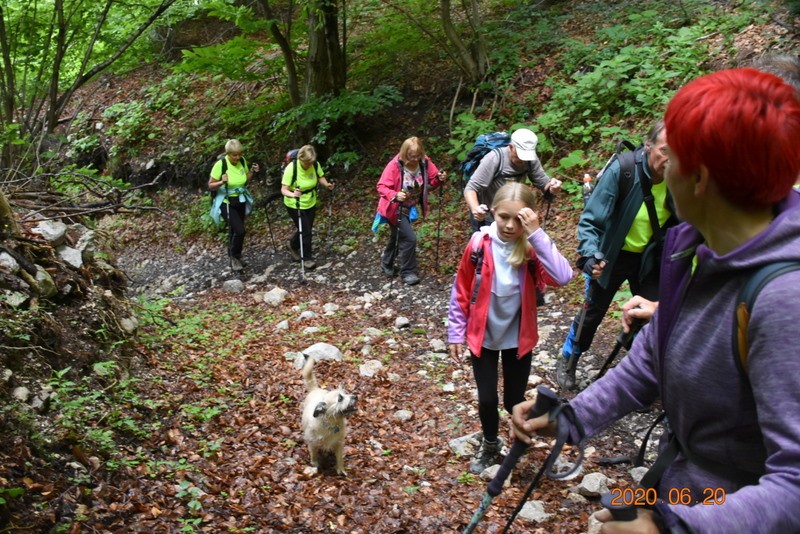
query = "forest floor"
xmin=2 ymin=3 xmax=796 ymax=532
xmin=68 ymin=183 xmax=661 ymax=533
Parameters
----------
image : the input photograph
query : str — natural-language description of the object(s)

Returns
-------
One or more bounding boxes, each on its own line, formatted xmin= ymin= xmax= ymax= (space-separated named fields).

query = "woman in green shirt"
xmin=208 ymin=139 xmax=258 ymax=272
xmin=280 ymin=145 xmax=335 ymax=271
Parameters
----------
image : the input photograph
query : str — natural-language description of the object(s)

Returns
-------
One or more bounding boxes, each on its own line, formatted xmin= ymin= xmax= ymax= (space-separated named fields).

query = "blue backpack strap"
xmin=733 ymin=261 xmax=800 ymax=375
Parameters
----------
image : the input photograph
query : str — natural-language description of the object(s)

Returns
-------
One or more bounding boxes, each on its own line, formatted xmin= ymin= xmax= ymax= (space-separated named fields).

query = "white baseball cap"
xmin=510 ymin=128 xmax=539 ymax=161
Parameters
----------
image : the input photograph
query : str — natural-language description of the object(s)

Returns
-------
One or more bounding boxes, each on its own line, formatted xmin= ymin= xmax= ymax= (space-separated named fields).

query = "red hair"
xmin=664 ymin=68 xmax=800 ymax=209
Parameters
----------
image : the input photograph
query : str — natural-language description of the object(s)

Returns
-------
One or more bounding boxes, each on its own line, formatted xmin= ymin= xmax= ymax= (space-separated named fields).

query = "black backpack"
xmin=595 ymin=140 xmax=638 ymax=205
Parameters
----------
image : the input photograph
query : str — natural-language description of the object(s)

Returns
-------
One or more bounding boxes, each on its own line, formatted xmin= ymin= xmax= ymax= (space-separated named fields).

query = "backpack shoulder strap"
xmin=636 ymin=160 xmax=661 ymax=241
xmin=615 ymin=143 xmax=640 ymax=198
xmin=469 ymin=234 xmax=486 ymax=305
xmin=734 ymin=261 xmax=800 ymax=375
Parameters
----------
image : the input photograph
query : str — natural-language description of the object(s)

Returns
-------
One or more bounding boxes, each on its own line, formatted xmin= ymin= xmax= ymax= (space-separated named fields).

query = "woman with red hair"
xmin=512 ymin=68 xmax=800 ymax=533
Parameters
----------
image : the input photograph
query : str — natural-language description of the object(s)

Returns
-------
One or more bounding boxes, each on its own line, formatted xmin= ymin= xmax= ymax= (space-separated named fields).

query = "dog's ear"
xmin=313 ymin=401 xmax=328 ymax=417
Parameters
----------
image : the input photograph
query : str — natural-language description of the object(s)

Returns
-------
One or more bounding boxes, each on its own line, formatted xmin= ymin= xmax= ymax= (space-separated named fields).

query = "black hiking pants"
xmin=286 ymin=205 xmax=316 ymax=261
xmin=563 ymin=250 xmax=660 ymax=359
xmin=471 ymin=348 xmax=532 ymax=443
xmin=221 ymin=199 xmax=247 ymax=259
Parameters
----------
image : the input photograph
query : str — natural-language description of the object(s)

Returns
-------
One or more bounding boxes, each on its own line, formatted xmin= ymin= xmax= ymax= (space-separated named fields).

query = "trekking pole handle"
xmin=487 ymin=386 xmax=559 ymax=497
xmin=601 ymin=492 xmax=638 ymax=521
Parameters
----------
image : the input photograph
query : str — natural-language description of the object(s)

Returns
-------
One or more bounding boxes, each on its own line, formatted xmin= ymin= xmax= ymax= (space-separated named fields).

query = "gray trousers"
xmin=381 ymin=211 xmax=417 ymax=276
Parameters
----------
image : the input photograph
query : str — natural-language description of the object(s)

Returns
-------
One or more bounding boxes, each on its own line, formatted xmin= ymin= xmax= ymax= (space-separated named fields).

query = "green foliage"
xmin=48 ymin=363 xmax=163 ymax=460
xmin=534 ymin=3 xmax=765 ymax=144
xmin=0 ymin=308 xmax=36 ymax=343
xmin=175 ymin=195 xmax=226 ymax=238
xmin=102 ymin=101 xmax=159 ymax=151
xmin=0 ymin=486 xmax=25 ymax=506
xmin=269 ymin=86 xmax=403 ymax=155
xmin=345 ymin=1 xmax=449 ymax=84
xmin=457 ymin=472 xmax=477 ymax=484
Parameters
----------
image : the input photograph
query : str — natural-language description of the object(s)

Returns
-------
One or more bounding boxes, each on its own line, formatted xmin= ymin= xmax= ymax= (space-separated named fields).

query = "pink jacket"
xmin=448 ymin=227 xmax=574 ymax=357
xmin=376 ymin=155 xmax=442 ymax=225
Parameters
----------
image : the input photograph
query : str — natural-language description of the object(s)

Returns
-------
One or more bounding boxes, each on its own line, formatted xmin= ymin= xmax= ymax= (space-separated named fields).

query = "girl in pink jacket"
xmin=448 ymin=181 xmax=573 ymax=474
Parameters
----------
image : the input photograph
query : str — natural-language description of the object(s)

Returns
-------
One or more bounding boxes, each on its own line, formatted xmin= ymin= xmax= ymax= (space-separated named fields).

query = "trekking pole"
xmin=564 ymin=252 xmax=605 ymax=389
xmin=263 ymin=192 xmax=278 ymax=252
xmin=541 ymin=190 xmax=554 ymax=231
xmin=325 ymin=180 xmax=334 ymax=244
xmin=500 ymin=398 xmax=587 ymax=534
xmin=601 ymin=492 xmax=638 ymax=521
xmin=387 ymin=201 xmax=405 ymax=296
xmin=296 ymin=190 xmax=305 ymax=281
xmin=435 ymin=175 xmax=444 ymax=272
xmin=462 ymin=386 xmax=560 ymax=534
xmin=595 ymin=319 xmax=644 ymax=382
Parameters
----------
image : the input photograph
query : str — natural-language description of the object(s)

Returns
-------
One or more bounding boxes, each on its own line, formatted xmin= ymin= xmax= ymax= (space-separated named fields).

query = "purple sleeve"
xmin=528 ymin=228 xmax=574 ymax=286
xmin=569 ymin=318 xmax=661 ymax=438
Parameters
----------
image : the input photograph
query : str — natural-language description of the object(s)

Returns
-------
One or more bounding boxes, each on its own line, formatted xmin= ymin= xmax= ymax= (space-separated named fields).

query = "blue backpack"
xmin=459 ymin=131 xmax=512 ymax=182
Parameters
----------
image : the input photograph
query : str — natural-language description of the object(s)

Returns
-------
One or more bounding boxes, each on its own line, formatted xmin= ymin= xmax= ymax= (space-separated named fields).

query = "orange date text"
xmin=608 ymin=487 xmax=727 ymax=507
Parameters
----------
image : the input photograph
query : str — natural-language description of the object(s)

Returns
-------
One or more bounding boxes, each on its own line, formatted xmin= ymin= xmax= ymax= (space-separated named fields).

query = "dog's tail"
xmin=302 ymin=355 xmax=317 ymax=391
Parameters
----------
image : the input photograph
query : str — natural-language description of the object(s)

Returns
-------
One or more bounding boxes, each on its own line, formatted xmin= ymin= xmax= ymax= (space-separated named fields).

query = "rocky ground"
xmin=97 ymin=187 xmax=664 ymax=533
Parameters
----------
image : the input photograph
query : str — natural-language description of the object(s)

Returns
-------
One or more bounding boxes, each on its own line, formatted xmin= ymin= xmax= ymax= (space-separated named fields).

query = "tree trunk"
xmin=256 ymin=0 xmax=302 ymax=107
xmin=0 ymin=189 xmax=20 ymax=238
xmin=305 ymin=0 xmax=346 ymax=100
xmin=440 ymin=0 xmax=487 ymax=85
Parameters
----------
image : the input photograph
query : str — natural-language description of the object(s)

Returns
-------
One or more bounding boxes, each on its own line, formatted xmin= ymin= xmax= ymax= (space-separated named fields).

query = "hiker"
xmin=447 ymin=182 xmax=573 ymax=474
xmin=374 ymin=136 xmax=446 ymax=286
xmin=512 ymin=68 xmax=800 ymax=534
xmin=557 ymin=120 xmax=679 ymax=390
xmin=208 ymin=139 xmax=259 ymax=272
xmin=280 ymin=145 xmax=334 ymax=271
xmin=464 ymin=128 xmax=562 ymax=232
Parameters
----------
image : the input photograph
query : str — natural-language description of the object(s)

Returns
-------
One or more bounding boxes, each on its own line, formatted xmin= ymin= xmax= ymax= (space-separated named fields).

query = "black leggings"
xmin=221 ymin=200 xmax=247 ymax=259
xmin=471 ymin=348 xmax=532 ymax=443
xmin=286 ymin=205 xmax=317 ymax=260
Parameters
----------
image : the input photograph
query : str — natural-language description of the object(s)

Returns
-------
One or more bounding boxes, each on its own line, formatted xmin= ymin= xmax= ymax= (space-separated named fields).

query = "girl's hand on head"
xmin=517 ymin=207 xmax=540 ymax=234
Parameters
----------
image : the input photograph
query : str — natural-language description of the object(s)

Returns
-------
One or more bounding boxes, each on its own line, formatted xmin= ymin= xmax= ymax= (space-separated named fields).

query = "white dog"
xmin=301 ymin=356 xmax=358 ymax=475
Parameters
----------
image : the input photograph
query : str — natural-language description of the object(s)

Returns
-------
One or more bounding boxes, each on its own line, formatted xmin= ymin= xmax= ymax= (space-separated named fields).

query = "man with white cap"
xmin=464 ymin=128 xmax=562 ymax=232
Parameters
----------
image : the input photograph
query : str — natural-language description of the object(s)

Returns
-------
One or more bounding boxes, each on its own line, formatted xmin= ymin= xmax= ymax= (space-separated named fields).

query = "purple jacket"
xmin=570 ymin=190 xmax=800 ymax=533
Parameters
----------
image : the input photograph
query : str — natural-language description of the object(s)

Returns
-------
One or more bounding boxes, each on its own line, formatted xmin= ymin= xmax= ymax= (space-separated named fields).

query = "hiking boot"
xmin=469 ymin=438 xmax=503 ymax=474
xmin=230 ymin=257 xmax=244 ymax=272
xmin=556 ymin=357 xmax=576 ymax=390
xmin=286 ymin=241 xmax=301 ymax=261
xmin=303 ymin=259 xmax=316 ymax=270
xmin=402 ymin=273 xmax=420 ymax=286
xmin=380 ymin=263 xmax=397 ymax=276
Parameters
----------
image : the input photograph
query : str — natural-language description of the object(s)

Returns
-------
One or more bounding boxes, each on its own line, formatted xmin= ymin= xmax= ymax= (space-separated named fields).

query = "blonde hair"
xmin=491 ymin=182 xmax=537 ymax=267
xmin=225 ymin=139 xmax=244 ymax=154
xmin=297 ymin=145 xmax=317 ymax=164
xmin=398 ymin=137 xmax=425 ymax=162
